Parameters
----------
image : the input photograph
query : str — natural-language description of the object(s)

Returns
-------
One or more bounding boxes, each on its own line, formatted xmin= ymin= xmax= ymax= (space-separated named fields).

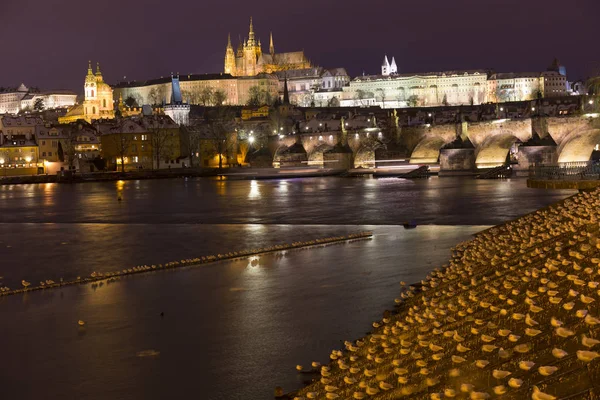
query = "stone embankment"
xmin=0 ymin=232 xmax=372 ymax=297
xmin=289 ymin=189 xmax=600 ymax=399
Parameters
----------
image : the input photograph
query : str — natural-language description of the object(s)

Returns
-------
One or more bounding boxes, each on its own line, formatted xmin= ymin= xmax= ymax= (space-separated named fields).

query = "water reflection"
xmin=248 ymin=179 xmax=261 ymax=199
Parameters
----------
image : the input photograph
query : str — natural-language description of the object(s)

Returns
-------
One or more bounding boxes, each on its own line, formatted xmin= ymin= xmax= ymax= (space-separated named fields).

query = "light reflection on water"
xmin=0 ymin=177 xmax=574 ymax=225
xmin=0 ymin=177 xmax=577 ymax=399
xmin=0 ymin=225 xmax=484 ymax=399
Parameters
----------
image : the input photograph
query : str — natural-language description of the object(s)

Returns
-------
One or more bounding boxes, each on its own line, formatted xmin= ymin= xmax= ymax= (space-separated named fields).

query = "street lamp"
xmin=248 ymin=136 xmax=255 ymax=144
xmin=0 ymin=159 xmax=4 ymax=177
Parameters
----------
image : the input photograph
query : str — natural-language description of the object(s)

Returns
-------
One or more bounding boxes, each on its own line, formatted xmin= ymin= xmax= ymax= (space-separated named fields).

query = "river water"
xmin=0 ymin=177 xmax=574 ymax=399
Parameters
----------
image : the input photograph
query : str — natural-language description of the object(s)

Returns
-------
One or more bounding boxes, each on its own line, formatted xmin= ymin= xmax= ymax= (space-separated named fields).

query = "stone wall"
xmin=440 ymin=148 xmax=475 ymax=171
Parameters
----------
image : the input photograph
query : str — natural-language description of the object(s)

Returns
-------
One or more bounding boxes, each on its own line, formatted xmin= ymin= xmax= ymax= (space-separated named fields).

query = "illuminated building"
xmin=97 ymin=115 xmax=183 ymax=170
xmin=113 ymin=73 xmax=279 ymax=107
xmin=341 ymin=57 xmax=570 ymax=108
xmin=0 ymin=115 xmax=42 ymax=175
xmin=60 ymin=62 xmax=115 ymax=124
xmin=0 ymin=84 xmax=76 ymax=114
xmin=224 ymin=18 xmax=311 ymax=77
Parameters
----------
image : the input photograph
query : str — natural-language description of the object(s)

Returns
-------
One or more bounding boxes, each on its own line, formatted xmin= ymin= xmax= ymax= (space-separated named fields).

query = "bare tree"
xmin=375 ymin=88 xmax=387 ymax=108
xmin=148 ymin=117 xmax=176 ymax=170
xmin=58 ymin=125 xmax=78 ymax=170
xmin=406 ymin=95 xmax=420 ymax=107
xmin=148 ymin=87 xmax=166 ymax=106
xmin=204 ymin=107 xmax=237 ymax=170
xmin=247 ymin=86 xmax=263 ymax=106
xmin=212 ymin=89 xmax=227 ymax=106
xmin=181 ymin=125 xmax=203 ymax=168
xmin=354 ymin=89 xmax=373 ymax=107
xmin=103 ymin=124 xmax=132 ymax=172
xmin=124 ymin=96 xmax=138 ymax=108
xmin=199 ymin=87 xmax=214 ymax=106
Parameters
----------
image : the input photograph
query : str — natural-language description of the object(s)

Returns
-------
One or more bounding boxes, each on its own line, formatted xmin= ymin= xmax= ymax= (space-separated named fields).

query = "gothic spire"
xmin=283 ymin=77 xmax=290 ymax=105
xmin=248 ymin=16 xmax=255 ymax=43
xmin=382 ymin=55 xmax=390 ymax=67
xmin=269 ymin=32 xmax=275 ymax=55
xmin=227 ymin=33 xmax=232 ymax=49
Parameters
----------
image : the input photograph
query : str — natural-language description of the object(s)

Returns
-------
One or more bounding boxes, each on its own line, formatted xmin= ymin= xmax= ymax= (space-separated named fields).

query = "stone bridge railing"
xmin=529 ymin=161 xmax=600 ymax=180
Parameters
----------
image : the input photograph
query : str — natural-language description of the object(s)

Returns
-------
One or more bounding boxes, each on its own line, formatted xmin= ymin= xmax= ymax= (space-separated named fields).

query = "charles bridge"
xmin=248 ymin=100 xmax=600 ymax=174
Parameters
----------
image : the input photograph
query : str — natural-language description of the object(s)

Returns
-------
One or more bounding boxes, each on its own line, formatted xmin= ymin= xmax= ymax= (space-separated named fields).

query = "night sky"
xmin=1 ymin=0 xmax=598 ymax=92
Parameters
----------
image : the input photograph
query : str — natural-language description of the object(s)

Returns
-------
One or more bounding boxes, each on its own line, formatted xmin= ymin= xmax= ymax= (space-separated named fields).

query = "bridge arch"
xmin=308 ymin=143 xmax=334 ymax=167
xmin=410 ymin=136 xmax=447 ymax=164
xmin=557 ymin=128 xmax=600 ymax=163
xmin=354 ymin=140 xmax=385 ymax=168
xmin=475 ymin=130 xmax=520 ymax=168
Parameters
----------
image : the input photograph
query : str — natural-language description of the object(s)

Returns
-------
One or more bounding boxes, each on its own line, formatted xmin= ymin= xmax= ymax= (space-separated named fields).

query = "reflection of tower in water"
xmin=117 ymin=180 xmax=125 ymax=201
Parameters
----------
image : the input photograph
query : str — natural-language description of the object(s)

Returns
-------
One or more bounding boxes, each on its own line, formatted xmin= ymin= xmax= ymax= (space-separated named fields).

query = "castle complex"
xmin=224 ymin=18 xmax=311 ymax=77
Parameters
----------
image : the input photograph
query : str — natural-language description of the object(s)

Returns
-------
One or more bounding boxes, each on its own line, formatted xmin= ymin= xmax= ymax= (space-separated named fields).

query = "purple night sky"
xmin=0 ymin=0 xmax=598 ymax=92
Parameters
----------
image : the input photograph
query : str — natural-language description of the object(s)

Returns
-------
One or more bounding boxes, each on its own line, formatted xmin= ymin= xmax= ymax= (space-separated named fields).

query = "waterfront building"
xmin=0 ymin=115 xmax=43 ymax=175
xmin=34 ymin=121 xmax=101 ymax=173
xmin=60 ymin=62 xmax=115 ymax=124
xmin=98 ymin=115 xmax=184 ymax=170
xmin=224 ymin=18 xmax=311 ymax=77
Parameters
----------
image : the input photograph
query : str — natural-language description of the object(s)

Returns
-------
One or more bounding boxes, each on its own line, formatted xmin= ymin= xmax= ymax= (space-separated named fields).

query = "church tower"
xmin=224 ymin=33 xmax=236 ymax=76
xmin=83 ymin=61 xmax=114 ymax=122
xmin=269 ymin=32 xmax=275 ymax=56
xmin=381 ymin=55 xmax=390 ymax=76
xmin=243 ymin=17 xmax=259 ymax=76
xmin=84 ymin=61 xmax=98 ymax=120
xmin=390 ymin=57 xmax=398 ymax=74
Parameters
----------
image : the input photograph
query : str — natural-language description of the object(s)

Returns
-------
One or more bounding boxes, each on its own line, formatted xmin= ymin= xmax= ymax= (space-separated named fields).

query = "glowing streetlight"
xmin=248 ymin=136 xmax=255 ymax=144
xmin=590 ymin=100 xmax=594 ymax=105
xmin=500 ymin=107 xmax=504 ymax=111
xmin=531 ymin=107 xmax=535 ymax=111
xmin=25 ymin=156 xmax=32 ymax=163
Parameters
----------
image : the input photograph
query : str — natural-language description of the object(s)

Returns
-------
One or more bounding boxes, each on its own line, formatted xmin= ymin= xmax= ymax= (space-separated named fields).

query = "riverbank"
xmin=288 ymin=189 xmax=600 ymax=399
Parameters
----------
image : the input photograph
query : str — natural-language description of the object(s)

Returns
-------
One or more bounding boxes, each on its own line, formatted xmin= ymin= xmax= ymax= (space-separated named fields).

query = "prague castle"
xmin=224 ymin=18 xmax=311 ymax=77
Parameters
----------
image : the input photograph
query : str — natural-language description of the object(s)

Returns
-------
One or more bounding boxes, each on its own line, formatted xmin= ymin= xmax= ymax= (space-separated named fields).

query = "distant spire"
xmin=248 ymin=16 xmax=255 ymax=43
xmin=227 ymin=33 xmax=232 ymax=49
xmin=382 ymin=55 xmax=390 ymax=67
xmin=95 ymin=62 xmax=102 ymax=77
xmin=269 ymin=32 xmax=275 ymax=55
xmin=283 ymin=77 xmax=290 ymax=105
xmin=87 ymin=60 xmax=93 ymax=75
xmin=390 ymin=56 xmax=397 ymax=74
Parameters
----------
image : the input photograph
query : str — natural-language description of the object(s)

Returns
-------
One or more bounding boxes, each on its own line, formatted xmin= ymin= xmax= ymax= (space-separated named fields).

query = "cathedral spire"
xmin=87 ymin=60 xmax=93 ymax=76
xmin=269 ymin=32 xmax=275 ymax=55
xmin=227 ymin=33 xmax=232 ymax=49
xmin=95 ymin=62 xmax=102 ymax=77
xmin=283 ymin=77 xmax=290 ymax=105
xmin=248 ymin=16 xmax=255 ymax=43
